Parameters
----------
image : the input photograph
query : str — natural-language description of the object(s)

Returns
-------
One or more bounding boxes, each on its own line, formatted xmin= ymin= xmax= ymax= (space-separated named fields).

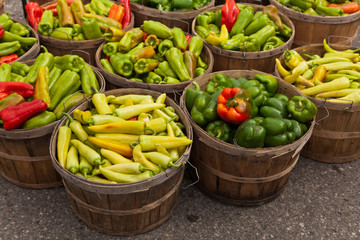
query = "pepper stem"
xmin=130 ymin=141 xmax=139 ymax=149
xmin=168 ymin=161 xmax=182 ymax=168
xmin=62 ymin=112 xmax=74 ymax=122
xmin=215 ymin=129 xmax=223 ymax=138
xmin=139 ymin=166 xmax=155 ymax=175
xmin=144 ymin=126 xmax=157 ymax=135
xmin=166 ymin=116 xmax=177 ymax=123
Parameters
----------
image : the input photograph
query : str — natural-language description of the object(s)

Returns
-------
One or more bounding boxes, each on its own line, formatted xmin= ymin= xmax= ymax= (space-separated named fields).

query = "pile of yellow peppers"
xmin=56 ymin=92 xmax=192 ymax=184
xmin=276 ymin=39 xmax=360 ymax=103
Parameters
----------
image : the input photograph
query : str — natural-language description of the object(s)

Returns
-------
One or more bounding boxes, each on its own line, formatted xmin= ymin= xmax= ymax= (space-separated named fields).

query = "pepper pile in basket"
xmin=56 ymin=93 xmax=192 ymax=184
xmin=195 ymin=1 xmax=292 ymax=51
xmin=276 ymin=39 xmax=360 ymax=103
xmin=275 ymin=0 xmax=360 ymax=16
xmin=100 ymin=20 xmax=208 ymax=84
xmin=0 ymin=13 xmax=38 ymax=64
xmin=130 ymin=0 xmax=212 ymax=11
xmin=25 ymin=0 xmax=131 ymax=41
xmin=0 ymin=47 xmax=100 ymax=130
xmin=185 ymin=73 xmax=317 ymax=148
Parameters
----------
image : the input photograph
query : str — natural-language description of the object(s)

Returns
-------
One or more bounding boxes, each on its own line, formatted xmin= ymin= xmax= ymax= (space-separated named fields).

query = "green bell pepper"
xmin=273 ymin=93 xmax=289 ymax=103
xmin=185 ymin=81 xmax=203 ymax=111
xmin=54 ymin=54 xmax=85 ymax=72
xmin=240 ymin=80 xmax=269 ymax=107
xmin=190 ymin=91 xmax=219 ymax=127
xmin=234 ymin=117 xmax=266 ymax=148
xmin=80 ymin=17 xmax=102 ymax=40
xmin=206 ymin=120 xmax=233 ymax=143
xmin=281 ymin=118 xmax=306 ymax=140
xmin=263 ymin=36 xmax=285 ymax=51
xmin=195 ymin=67 xmax=206 ymax=77
xmin=206 ymin=73 xmax=234 ymax=94
xmin=254 ymin=73 xmax=278 ymax=96
xmin=259 ymin=97 xmax=289 ymax=119
xmin=110 ymin=53 xmax=134 ymax=77
xmin=144 ymin=71 xmax=162 ymax=84
xmin=158 ymin=39 xmax=174 ymax=56
xmin=103 ymin=42 xmax=119 ymax=57
xmin=288 ymin=96 xmax=317 ymax=123
xmin=0 ymin=13 xmax=14 ymax=31
xmin=261 ymin=117 xmax=293 ymax=147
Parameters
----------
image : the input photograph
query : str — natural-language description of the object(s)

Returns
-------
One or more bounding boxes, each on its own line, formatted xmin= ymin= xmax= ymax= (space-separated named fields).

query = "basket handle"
xmin=180 ymin=160 xmax=200 ymax=190
xmin=71 ymin=49 xmax=91 ymax=65
xmin=327 ymin=35 xmax=353 ymax=46
xmin=315 ymin=100 xmax=330 ymax=124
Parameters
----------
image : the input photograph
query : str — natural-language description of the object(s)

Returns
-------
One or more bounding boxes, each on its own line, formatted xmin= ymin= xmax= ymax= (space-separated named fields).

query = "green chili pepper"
xmin=188 ymin=36 xmax=204 ymax=58
xmin=160 ymin=76 xmax=180 ymax=84
xmin=165 ymin=47 xmax=190 ymax=82
xmin=10 ymin=61 xmax=30 ymax=76
xmin=195 ymin=67 xmax=206 ymax=77
xmin=71 ymin=139 xmax=104 ymax=167
xmin=24 ymin=47 xmax=55 ymax=85
xmin=230 ymin=6 xmax=254 ymax=37
xmin=80 ymin=64 xmax=100 ymax=94
xmin=1 ymin=31 xmax=37 ymax=48
xmin=9 ymin=22 xmax=30 ymax=37
xmin=143 ymin=20 xmax=173 ymax=39
xmin=118 ymin=28 xmax=144 ymax=53
xmin=48 ymin=67 xmax=62 ymax=90
xmin=0 ymin=63 xmax=12 ymax=82
xmin=244 ymin=13 xmax=271 ymax=36
xmin=57 ymin=120 xmax=72 ymax=168
xmin=21 ymin=111 xmax=56 ymax=129
xmin=0 ymin=41 xmax=21 ymax=57
xmin=100 ymin=58 xmax=116 ymax=74
xmin=53 ymin=92 xmax=90 ymax=120
xmin=263 ymin=36 xmax=285 ymax=51
xmin=172 ymin=27 xmax=187 ymax=51
xmin=38 ymin=10 xmax=54 ymax=36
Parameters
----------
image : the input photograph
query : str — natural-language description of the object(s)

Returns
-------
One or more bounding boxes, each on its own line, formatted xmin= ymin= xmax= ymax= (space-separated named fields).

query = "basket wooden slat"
xmin=49 ymin=88 xmax=193 ymax=236
xmin=0 ymin=59 xmax=105 ymax=189
xmin=95 ymin=39 xmax=214 ymax=100
xmin=179 ymin=70 xmax=315 ymax=205
xmin=191 ymin=4 xmax=295 ymax=73
xmin=270 ymin=0 xmax=360 ymax=47
xmin=130 ymin=0 xmax=215 ymax=32
xmin=275 ymin=44 xmax=360 ymax=163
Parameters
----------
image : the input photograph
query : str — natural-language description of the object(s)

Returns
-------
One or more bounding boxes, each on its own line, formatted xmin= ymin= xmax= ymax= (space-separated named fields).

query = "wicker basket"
xmin=179 ymin=70 xmax=315 ymax=205
xmin=275 ymin=44 xmax=360 ymax=163
xmin=270 ymin=0 xmax=360 ymax=47
xmin=0 ymin=59 xmax=105 ymax=189
xmin=130 ymin=0 xmax=215 ymax=32
xmin=49 ymin=88 xmax=193 ymax=236
xmin=191 ymin=4 xmax=295 ymax=73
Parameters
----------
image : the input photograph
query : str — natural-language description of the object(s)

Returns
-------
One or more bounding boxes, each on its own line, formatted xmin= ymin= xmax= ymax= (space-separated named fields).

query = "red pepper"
xmin=119 ymin=0 xmax=131 ymax=29
xmin=185 ymin=35 xmax=192 ymax=51
xmin=108 ymin=4 xmax=125 ymax=23
xmin=328 ymin=2 xmax=360 ymax=14
xmin=221 ymin=0 xmax=240 ymax=32
xmin=0 ymin=99 xmax=48 ymax=130
xmin=0 ymin=25 xmax=4 ymax=39
xmin=0 ymin=81 xmax=34 ymax=99
xmin=143 ymin=32 xmax=148 ymax=41
xmin=0 ymin=54 xmax=19 ymax=64
xmin=25 ymin=2 xmax=44 ymax=31
xmin=0 ymin=93 xmax=8 ymax=100
xmin=217 ymin=87 xmax=252 ymax=125
xmin=41 ymin=0 xmax=74 ymax=15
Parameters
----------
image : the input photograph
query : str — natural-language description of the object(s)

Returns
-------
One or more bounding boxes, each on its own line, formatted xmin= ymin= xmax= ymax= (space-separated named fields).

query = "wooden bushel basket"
xmin=130 ymin=0 xmax=215 ymax=32
xmin=36 ymin=1 xmax=135 ymax=66
xmin=191 ymin=4 xmax=295 ymax=73
xmin=95 ymin=39 xmax=214 ymax=100
xmin=49 ymin=88 xmax=193 ymax=236
xmin=275 ymin=44 xmax=360 ymax=164
xmin=0 ymin=60 xmax=106 ymax=189
xmin=270 ymin=0 xmax=360 ymax=47
xmin=13 ymin=19 xmax=41 ymax=62
xmin=180 ymin=70 xmax=315 ymax=205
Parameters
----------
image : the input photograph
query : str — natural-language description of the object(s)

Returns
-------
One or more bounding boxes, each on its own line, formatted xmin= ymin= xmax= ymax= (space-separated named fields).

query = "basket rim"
xmin=49 ymin=88 xmax=193 ymax=191
xmin=179 ymin=69 xmax=316 ymax=155
xmin=191 ymin=3 xmax=296 ymax=59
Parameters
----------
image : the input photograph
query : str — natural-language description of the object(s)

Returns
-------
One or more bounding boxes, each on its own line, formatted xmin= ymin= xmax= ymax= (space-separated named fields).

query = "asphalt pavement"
xmin=0 ymin=1 xmax=359 ymax=239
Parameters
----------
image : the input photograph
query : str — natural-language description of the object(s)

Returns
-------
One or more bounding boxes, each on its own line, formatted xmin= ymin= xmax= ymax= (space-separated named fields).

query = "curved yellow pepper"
xmin=206 ymin=24 xmax=229 ymax=46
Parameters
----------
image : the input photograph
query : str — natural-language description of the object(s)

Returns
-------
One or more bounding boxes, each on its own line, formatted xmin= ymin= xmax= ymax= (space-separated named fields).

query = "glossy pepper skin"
xmin=33 ymin=66 xmax=51 ymax=108
xmin=155 ymin=61 xmax=177 ymax=79
xmin=261 ymin=117 xmax=295 ymax=147
xmin=191 ymin=91 xmax=219 ymax=128
xmin=254 ymin=74 xmax=278 ymax=96
xmin=217 ymin=87 xmax=252 ymax=125
xmin=38 ymin=10 xmax=54 ymax=36
xmin=230 ymin=6 xmax=254 ymax=37
xmin=103 ymin=42 xmax=119 ymax=57
xmin=185 ymin=82 xmax=203 ymax=111
xmin=21 ymin=110 xmax=56 ymax=129
xmin=54 ymin=54 xmax=85 ymax=72
xmin=206 ymin=120 xmax=233 ymax=143
xmin=165 ymin=47 xmax=191 ymax=82
xmin=118 ymin=28 xmax=144 ymax=53
xmin=234 ymin=117 xmax=266 ymax=148
xmin=57 ymin=0 xmax=75 ymax=27
xmin=0 ymin=99 xmax=48 ymax=130
xmin=50 ymin=27 xmax=74 ymax=40
xmin=172 ymin=27 xmax=187 ymax=51
xmin=221 ymin=0 xmax=240 ymax=32
xmin=134 ymin=58 xmax=159 ymax=75
xmin=24 ymin=46 xmax=55 ymax=84
xmin=259 ymin=97 xmax=289 ymax=119
xmin=80 ymin=64 xmax=100 ymax=95
xmin=119 ymin=0 xmax=131 ymax=29
xmin=71 ymin=0 xmax=86 ymax=25
xmin=25 ymin=2 xmax=43 ymax=31
xmin=9 ymin=22 xmax=30 ymax=37
xmin=288 ymin=96 xmax=317 ymax=123
xmin=188 ymin=36 xmax=204 ymax=58
xmin=142 ymin=20 xmax=173 ymax=40
xmin=0 ymin=93 xmax=25 ymax=113
xmin=206 ymin=73 xmax=234 ymax=95
xmin=0 ymin=81 xmax=34 ymax=98
xmin=110 ymin=53 xmax=134 ymax=77
xmin=240 ymin=80 xmax=269 ymax=108
xmin=244 ymin=13 xmax=271 ymax=36
xmin=80 ymin=17 xmax=102 ymax=40
xmin=158 ymin=39 xmax=174 ymax=56
xmin=183 ymin=51 xmax=197 ymax=79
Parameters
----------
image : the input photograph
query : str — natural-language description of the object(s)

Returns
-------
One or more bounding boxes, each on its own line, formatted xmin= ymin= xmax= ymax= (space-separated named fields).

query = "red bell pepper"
xmin=119 ymin=0 xmax=131 ymax=29
xmin=0 ymin=81 xmax=34 ymax=98
xmin=0 ymin=54 xmax=18 ymax=64
xmin=328 ymin=2 xmax=360 ymax=14
xmin=0 ymin=99 xmax=48 ymax=130
xmin=217 ymin=87 xmax=252 ymax=125
xmin=221 ymin=0 xmax=240 ymax=32
xmin=25 ymin=2 xmax=44 ymax=31
xmin=0 ymin=25 xmax=4 ymax=39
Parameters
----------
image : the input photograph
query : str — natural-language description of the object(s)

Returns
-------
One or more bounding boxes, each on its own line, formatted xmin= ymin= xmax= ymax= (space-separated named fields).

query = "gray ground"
xmin=0 ymin=1 xmax=359 ymax=240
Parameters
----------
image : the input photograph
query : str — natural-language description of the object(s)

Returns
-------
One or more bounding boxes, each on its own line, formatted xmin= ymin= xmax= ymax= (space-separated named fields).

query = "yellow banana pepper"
xmin=206 ymin=24 xmax=229 ymax=46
